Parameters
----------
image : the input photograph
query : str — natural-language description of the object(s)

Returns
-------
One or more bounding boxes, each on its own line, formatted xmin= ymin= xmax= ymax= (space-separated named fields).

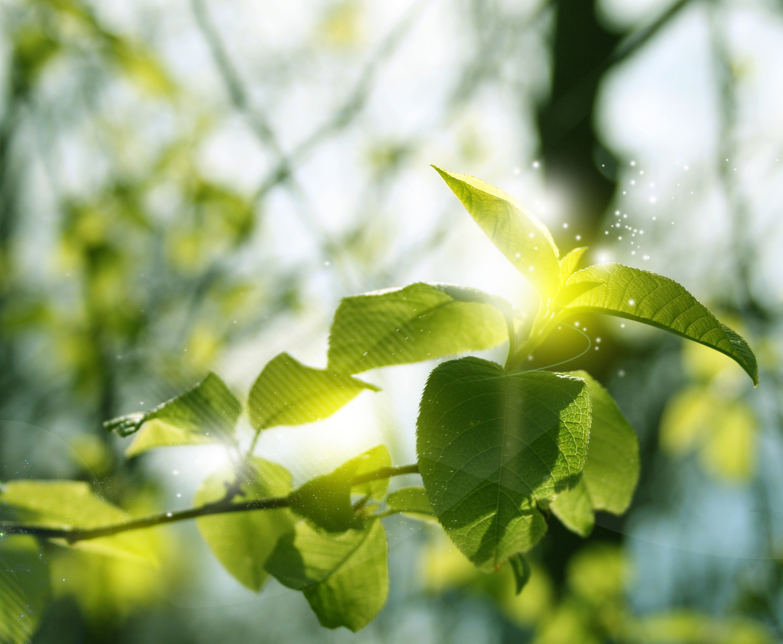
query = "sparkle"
xmin=532 ymin=161 xmax=540 ymax=169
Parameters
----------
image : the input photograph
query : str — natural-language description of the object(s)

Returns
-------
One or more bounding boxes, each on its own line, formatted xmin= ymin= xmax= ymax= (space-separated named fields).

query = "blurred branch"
xmin=252 ymin=0 xmax=431 ymax=204
xmin=544 ymin=0 xmax=692 ymax=145
xmin=191 ymin=0 xmax=288 ymax=160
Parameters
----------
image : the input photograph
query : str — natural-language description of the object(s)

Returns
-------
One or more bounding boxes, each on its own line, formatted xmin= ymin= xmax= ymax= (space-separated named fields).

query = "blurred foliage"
xmin=1 ymin=0 xmax=782 ymax=640
xmin=660 ymin=329 xmax=758 ymax=482
xmin=423 ymin=538 xmax=773 ymax=644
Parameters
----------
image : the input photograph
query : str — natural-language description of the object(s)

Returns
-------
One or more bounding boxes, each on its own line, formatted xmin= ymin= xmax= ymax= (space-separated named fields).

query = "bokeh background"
xmin=1 ymin=0 xmax=783 ymax=641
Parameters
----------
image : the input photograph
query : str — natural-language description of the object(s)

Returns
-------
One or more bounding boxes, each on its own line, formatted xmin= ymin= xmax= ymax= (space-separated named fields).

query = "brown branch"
xmin=0 ymin=464 xmax=420 ymax=544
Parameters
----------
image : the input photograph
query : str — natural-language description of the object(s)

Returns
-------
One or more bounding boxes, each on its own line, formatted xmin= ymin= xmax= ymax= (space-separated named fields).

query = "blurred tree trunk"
xmin=537 ymin=0 xmax=619 ymax=240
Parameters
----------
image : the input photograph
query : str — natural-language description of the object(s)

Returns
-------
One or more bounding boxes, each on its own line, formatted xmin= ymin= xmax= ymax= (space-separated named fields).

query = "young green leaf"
xmin=248 ymin=353 xmax=378 ymax=431
xmin=562 ymin=264 xmax=758 ymax=385
xmin=105 ymin=372 xmax=242 ymax=441
xmin=327 ymin=282 xmax=509 ymax=375
xmin=385 ymin=486 xmax=435 ymax=519
xmin=0 ymin=481 xmax=157 ymax=563
xmin=549 ymin=479 xmax=594 ymax=538
xmin=560 ymin=246 xmax=588 ymax=281
xmin=194 ymin=458 xmax=296 ymax=592
xmin=416 ymin=358 xmax=591 ymax=570
xmin=0 ymin=536 xmax=50 ymax=644
xmin=265 ymin=520 xmax=388 ymax=632
xmin=550 ymin=371 xmax=639 ymax=536
xmin=508 ymin=553 xmax=532 ymax=595
xmin=565 ymin=371 xmax=639 ymax=515
xmin=288 ymin=446 xmax=390 ymax=532
xmin=433 ymin=166 xmax=561 ymax=299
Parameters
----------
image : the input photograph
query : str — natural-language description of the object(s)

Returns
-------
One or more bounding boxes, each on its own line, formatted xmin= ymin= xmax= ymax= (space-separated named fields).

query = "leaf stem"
xmin=0 ymin=465 xmax=420 ymax=544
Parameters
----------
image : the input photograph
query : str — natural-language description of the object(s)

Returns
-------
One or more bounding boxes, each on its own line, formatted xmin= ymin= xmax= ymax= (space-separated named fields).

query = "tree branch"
xmin=0 ymin=464 xmax=420 ymax=544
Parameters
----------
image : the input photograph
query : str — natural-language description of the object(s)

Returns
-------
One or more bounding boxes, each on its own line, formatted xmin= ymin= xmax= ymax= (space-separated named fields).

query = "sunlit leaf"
xmin=565 ymin=371 xmax=639 ymax=515
xmin=550 ymin=479 xmax=594 ymax=538
xmin=385 ymin=486 xmax=434 ymax=519
xmin=105 ymin=372 xmax=241 ymax=444
xmin=0 ymin=481 xmax=156 ymax=563
xmin=349 ymin=445 xmax=392 ymax=500
xmin=416 ymin=358 xmax=590 ymax=570
xmin=124 ymin=420 xmax=216 ymax=458
xmin=562 ymin=264 xmax=758 ymax=385
xmin=327 ymin=282 xmax=509 ymax=375
xmin=433 ymin=166 xmax=561 ymax=299
xmin=0 ymin=537 xmax=50 ymax=644
xmin=265 ymin=520 xmax=388 ymax=632
xmin=248 ymin=353 xmax=378 ymax=431
xmin=560 ymin=247 xmax=588 ymax=281
xmin=289 ymin=446 xmax=389 ymax=532
xmin=551 ymin=372 xmax=639 ymax=535
xmin=194 ymin=458 xmax=295 ymax=592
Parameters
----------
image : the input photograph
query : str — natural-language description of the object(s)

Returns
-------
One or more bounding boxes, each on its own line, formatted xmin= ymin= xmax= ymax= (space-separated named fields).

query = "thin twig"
xmin=0 ymin=464 xmax=420 ymax=543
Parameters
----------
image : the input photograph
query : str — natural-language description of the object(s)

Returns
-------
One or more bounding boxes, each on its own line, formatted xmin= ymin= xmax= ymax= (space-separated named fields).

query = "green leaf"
xmin=0 ymin=481 xmax=156 ymax=563
xmin=433 ymin=166 xmax=561 ymax=299
xmin=550 ymin=372 xmax=639 ymax=536
xmin=416 ymin=358 xmax=591 ymax=570
xmin=194 ymin=458 xmax=296 ymax=592
xmin=265 ymin=520 xmax=388 ymax=632
xmin=508 ymin=553 xmax=531 ymax=595
xmin=560 ymin=246 xmax=588 ymax=281
xmin=550 ymin=479 xmax=594 ymax=537
xmin=289 ymin=446 xmax=389 ymax=532
xmin=563 ymin=264 xmax=758 ymax=385
xmin=350 ymin=445 xmax=392 ymax=500
xmin=327 ymin=282 xmax=509 ymax=375
xmin=124 ymin=420 xmax=216 ymax=458
xmin=0 ymin=536 xmax=50 ymax=644
xmin=105 ymin=372 xmax=242 ymax=442
xmin=248 ymin=353 xmax=378 ymax=431
xmin=385 ymin=486 xmax=435 ymax=519
xmin=565 ymin=371 xmax=639 ymax=515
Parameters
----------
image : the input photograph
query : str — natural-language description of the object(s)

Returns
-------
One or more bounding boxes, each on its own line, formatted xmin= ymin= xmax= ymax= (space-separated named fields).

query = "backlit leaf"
xmin=551 ymin=372 xmax=639 ymax=535
xmin=105 ymin=372 xmax=242 ymax=443
xmin=248 ymin=353 xmax=378 ymax=431
xmin=563 ymin=264 xmax=758 ymax=385
xmin=433 ymin=166 xmax=561 ymax=299
xmin=0 ymin=537 xmax=50 ymax=644
xmin=564 ymin=371 xmax=639 ymax=515
xmin=385 ymin=486 xmax=435 ymax=519
xmin=194 ymin=458 xmax=295 ymax=591
xmin=265 ymin=520 xmax=388 ymax=632
xmin=0 ymin=481 xmax=156 ymax=563
xmin=327 ymin=282 xmax=509 ymax=375
xmin=416 ymin=358 xmax=591 ymax=570
xmin=550 ymin=479 xmax=594 ymax=538
xmin=289 ymin=446 xmax=389 ymax=532
xmin=560 ymin=247 xmax=588 ymax=281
